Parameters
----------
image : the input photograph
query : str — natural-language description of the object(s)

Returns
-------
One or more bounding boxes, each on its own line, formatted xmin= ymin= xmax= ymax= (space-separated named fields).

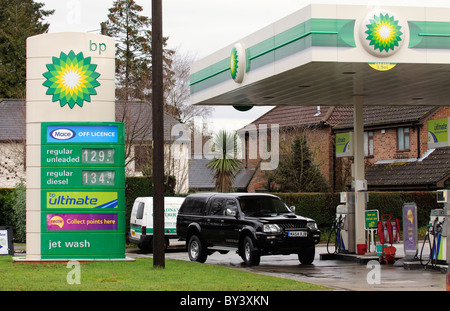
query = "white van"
xmin=129 ymin=197 xmax=185 ymax=252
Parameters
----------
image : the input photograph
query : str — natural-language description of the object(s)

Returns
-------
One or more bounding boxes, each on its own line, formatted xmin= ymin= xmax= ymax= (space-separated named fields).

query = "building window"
xmin=364 ymin=131 xmax=373 ymax=156
xmin=397 ymin=127 xmax=410 ymax=151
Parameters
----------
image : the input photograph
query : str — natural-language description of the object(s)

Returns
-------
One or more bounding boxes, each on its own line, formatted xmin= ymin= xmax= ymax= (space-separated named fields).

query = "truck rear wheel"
xmin=188 ymin=235 xmax=207 ymax=263
xmin=138 ymin=236 xmax=169 ymax=253
xmin=138 ymin=236 xmax=153 ymax=253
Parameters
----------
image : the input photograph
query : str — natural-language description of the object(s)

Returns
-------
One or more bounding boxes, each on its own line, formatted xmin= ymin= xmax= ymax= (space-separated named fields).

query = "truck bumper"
xmin=255 ymin=230 xmax=320 ymax=255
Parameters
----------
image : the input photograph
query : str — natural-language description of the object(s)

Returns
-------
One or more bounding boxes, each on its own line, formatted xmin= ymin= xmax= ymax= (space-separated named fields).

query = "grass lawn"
xmin=0 ymin=256 xmax=329 ymax=291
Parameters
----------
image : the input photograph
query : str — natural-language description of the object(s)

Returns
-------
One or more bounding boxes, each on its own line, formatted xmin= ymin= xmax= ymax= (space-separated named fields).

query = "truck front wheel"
xmin=298 ymin=245 xmax=315 ymax=264
xmin=240 ymin=236 xmax=260 ymax=266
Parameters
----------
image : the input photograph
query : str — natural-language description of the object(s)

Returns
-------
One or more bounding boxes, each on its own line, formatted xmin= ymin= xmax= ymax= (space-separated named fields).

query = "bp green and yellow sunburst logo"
xmin=230 ymin=43 xmax=246 ymax=83
xmin=361 ymin=10 xmax=405 ymax=57
xmin=230 ymin=47 xmax=239 ymax=81
xmin=42 ymin=50 xmax=101 ymax=109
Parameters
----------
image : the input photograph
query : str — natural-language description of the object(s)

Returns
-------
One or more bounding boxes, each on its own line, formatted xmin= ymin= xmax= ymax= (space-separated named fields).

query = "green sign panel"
xmin=365 ymin=210 xmax=379 ymax=229
xmin=41 ymin=145 xmax=125 ymax=167
xmin=41 ymin=167 xmax=124 ymax=189
xmin=41 ymin=233 xmax=125 ymax=259
xmin=428 ymin=117 xmax=449 ymax=148
xmin=40 ymin=122 xmax=125 ymax=260
xmin=336 ymin=132 xmax=352 ymax=157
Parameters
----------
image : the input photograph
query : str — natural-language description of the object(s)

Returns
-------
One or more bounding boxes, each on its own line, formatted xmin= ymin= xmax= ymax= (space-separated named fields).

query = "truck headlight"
xmin=263 ymin=224 xmax=281 ymax=233
xmin=307 ymin=221 xmax=318 ymax=231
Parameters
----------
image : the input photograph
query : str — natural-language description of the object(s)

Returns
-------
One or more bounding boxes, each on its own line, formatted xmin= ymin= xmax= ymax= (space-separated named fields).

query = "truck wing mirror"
xmin=226 ymin=208 xmax=237 ymax=217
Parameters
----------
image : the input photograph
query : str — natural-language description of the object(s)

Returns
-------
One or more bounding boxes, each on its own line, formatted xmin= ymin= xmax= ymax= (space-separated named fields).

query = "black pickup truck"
xmin=176 ymin=193 xmax=320 ymax=266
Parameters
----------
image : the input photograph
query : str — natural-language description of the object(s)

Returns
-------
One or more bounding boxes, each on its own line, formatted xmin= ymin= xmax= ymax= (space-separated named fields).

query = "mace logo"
xmin=49 ymin=128 xmax=76 ymax=140
xmin=42 ymin=50 xmax=101 ymax=109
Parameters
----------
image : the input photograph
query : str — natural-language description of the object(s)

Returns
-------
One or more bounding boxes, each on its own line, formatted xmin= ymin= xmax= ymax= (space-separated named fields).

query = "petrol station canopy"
xmin=190 ymin=4 xmax=450 ymax=108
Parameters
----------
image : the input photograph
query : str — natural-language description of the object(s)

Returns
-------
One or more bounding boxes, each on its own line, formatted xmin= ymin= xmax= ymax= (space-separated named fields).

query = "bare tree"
xmin=0 ymin=141 xmax=26 ymax=187
xmin=116 ymin=100 xmax=152 ymax=174
xmin=164 ymin=49 xmax=212 ymax=124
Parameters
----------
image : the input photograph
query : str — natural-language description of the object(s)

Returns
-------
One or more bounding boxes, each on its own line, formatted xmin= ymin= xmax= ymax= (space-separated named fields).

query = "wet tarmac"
xmin=127 ymin=241 xmax=448 ymax=291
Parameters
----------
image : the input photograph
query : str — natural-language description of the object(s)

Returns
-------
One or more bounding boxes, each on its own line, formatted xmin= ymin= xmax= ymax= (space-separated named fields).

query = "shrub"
xmin=0 ymin=188 xmax=14 ymax=227
xmin=11 ymin=183 xmax=26 ymax=242
xmin=1 ymin=182 xmax=26 ymax=242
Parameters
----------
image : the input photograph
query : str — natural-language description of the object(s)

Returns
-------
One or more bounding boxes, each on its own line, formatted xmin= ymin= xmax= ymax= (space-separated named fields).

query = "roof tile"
xmin=366 ymin=147 xmax=450 ymax=188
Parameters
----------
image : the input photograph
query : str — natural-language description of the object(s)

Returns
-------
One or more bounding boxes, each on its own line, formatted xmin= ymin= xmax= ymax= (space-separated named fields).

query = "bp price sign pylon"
xmin=23 ymin=32 xmax=126 ymax=261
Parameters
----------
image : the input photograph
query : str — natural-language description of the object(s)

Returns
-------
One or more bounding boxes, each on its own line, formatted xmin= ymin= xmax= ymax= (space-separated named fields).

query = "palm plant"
xmin=207 ymin=130 xmax=242 ymax=192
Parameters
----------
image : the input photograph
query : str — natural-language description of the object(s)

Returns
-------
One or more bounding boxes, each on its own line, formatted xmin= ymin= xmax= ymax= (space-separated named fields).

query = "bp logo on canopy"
xmin=360 ymin=10 xmax=405 ymax=57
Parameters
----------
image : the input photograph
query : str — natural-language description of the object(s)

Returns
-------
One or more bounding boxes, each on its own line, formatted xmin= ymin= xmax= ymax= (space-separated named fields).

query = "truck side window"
xmin=209 ymin=198 xmax=225 ymax=215
xmin=225 ymin=200 xmax=237 ymax=216
xmin=136 ymin=202 xmax=145 ymax=220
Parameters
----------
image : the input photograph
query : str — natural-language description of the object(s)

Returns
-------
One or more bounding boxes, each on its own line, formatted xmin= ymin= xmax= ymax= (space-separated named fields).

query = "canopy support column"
xmin=353 ymin=95 xmax=367 ymax=250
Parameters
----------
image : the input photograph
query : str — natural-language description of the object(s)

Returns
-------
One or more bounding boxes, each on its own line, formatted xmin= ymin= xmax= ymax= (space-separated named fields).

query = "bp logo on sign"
xmin=42 ymin=50 xmax=101 ymax=109
xmin=360 ymin=10 xmax=405 ymax=57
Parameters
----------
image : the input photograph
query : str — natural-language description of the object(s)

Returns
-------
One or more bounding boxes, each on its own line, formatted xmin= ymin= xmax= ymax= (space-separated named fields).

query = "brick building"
xmin=240 ymin=105 xmax=450 ymax=192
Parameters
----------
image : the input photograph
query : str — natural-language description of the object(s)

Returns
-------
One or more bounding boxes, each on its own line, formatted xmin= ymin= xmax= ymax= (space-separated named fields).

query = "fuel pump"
xmin=328 ymin=192 xmax=355 ymax=254
xmin=327 ymin=205 xmax=346 ymax=254
xmin=419 ymin=190 xmax=448 ymax=267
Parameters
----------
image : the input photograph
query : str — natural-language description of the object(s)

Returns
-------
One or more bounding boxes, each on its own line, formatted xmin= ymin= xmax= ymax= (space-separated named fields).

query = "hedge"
xmin=276 ymin=191 xmax=442 ymax=230
xmin=275 ymin=193 xmax=340 ymax=230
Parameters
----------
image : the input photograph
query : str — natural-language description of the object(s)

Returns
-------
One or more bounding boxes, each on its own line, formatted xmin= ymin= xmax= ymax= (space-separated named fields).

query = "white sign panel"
xmin=0 ymin=230 xmax=8 ymax=255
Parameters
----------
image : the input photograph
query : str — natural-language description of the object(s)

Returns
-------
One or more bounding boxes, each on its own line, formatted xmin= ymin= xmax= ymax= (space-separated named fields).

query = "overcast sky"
xmin=41 ymin=0 xmax=450 ymax=132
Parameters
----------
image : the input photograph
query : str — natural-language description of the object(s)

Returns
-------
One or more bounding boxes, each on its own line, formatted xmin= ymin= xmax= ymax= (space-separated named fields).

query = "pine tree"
xmin=267 ymin=135 xmax=329 ymax=192
xmin=104 ymin=0 xmax=173 ymax=101
xmin=0 ymin=0 xmax=53 ymax=98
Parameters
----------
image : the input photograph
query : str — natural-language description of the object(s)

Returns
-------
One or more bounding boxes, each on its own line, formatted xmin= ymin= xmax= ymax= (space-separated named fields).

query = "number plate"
xmin=287 ymin=230 xmax=307 ymax=237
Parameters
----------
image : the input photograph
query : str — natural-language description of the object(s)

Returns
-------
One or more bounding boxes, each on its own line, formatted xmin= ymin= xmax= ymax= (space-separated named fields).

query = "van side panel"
xmin=129 ymin=197 xmax=184 ymax=243
xmin=164 ymin=198 xmax=184 ymax=235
